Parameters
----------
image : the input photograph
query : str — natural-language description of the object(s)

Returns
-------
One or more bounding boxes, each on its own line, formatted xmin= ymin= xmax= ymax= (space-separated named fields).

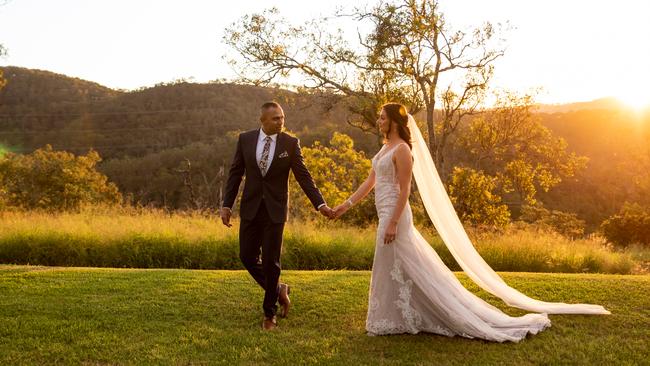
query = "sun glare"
xmin=616 ymin=91 xmax=650 ymax=111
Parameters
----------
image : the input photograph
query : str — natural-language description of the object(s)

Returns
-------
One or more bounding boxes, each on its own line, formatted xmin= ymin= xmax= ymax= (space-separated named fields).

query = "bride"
xmin=332 ymin=103 xmax=610 ymax=342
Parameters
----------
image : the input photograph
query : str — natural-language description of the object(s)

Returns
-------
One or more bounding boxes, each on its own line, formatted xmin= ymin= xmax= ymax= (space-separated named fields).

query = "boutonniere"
xmin=278 ymin=151 xmax=289 ymax=158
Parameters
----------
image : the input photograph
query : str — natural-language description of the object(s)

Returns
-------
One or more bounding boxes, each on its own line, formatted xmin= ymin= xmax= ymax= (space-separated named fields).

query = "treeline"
xmin=1 ymin=66 xmax=649 ymax=234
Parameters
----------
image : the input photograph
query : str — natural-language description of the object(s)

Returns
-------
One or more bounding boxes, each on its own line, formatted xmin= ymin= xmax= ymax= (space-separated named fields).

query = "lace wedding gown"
xmin=365 ymin=115 xmax=609 ymax=341
xmin=366 ymin=143 xmax=553 ymax=341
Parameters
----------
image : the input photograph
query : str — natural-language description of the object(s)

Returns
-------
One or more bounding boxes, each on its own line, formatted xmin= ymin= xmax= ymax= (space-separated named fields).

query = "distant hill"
xmin=0 ymin=66 xmax=378 ymax=159
xmin=1 ymin=66 xmax=648 ymax=229
xmin=536 ymin=97 xmax=626 ymax=113
xmin=0 ymin=67 xmax=118 ymax=114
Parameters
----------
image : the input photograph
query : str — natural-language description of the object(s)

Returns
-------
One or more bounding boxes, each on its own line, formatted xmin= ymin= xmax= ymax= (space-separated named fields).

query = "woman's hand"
xmin=384 ymin=221 xmax=398 ymax=245
xmin=332 ymin=203 xmax=349 ymax=219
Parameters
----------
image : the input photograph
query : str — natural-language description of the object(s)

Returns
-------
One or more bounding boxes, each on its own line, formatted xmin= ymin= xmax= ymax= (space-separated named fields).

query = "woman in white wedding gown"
xmin=333 ymin=103 xmax=609 ymax=342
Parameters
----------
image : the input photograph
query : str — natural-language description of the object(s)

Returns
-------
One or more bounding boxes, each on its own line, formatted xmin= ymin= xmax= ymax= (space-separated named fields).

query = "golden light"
xmin=615 ymin=90 xmax=650 ymax=111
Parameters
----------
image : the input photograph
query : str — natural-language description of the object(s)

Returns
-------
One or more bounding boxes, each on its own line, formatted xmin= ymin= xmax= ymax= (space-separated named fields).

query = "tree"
xmin=456 ymin=91 xmax=588 ymax=208
xmin=223 ymin=0 xmax=508 ymax=174
xmin=600 ymin=202 xmax=650 ymax=249
xmin=447 ymin=166 xmax=510 ymax=227
xmin=99 ymin=136 xmax=238 ymax=211
xmin=0 ymin=145 xmax=121 ymax=210
xmin=289 ymin=132 xmax=376 ymax=225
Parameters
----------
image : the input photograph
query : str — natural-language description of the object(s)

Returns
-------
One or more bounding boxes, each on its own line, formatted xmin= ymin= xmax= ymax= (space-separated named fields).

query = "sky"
xmin=1 ymin=0 xmax=649 ymax=107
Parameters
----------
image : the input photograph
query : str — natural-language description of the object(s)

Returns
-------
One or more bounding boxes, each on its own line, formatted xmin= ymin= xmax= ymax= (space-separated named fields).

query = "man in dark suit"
xmin=221 ymin=101 xmax=333 ymax=330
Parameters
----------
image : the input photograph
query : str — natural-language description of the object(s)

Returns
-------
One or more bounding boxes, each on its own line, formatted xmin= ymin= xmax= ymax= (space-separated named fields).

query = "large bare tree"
xmin=223 ymin=0 xmax=508 ymax=174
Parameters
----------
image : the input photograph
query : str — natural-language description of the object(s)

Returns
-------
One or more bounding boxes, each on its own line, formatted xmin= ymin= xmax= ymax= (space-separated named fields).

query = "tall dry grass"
xmin=0 ymin=206 xmax=642 ymax=273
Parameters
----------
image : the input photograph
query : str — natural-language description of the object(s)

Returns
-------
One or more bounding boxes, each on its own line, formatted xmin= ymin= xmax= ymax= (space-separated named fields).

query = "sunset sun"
xmin=616 ymin=89 xmax=650 ymax=110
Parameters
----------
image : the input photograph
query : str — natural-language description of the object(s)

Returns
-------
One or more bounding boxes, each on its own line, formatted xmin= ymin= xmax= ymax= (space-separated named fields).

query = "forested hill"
xmin=0 ymin=66 xmax=377 ymax=159
xmin=2 ymin=66 xmax=644 ymax=160
xmin=1 ymin=66 xmax=648 ymax=229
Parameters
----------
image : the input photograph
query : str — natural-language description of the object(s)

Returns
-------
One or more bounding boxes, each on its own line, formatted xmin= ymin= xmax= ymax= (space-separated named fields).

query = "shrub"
xmin=518 ymin=204 xmax=586 ymax=239
xmin=600 ymin=202 xmax=650 ymax=249
xmin=0 ymin=145 xmax=121 ymax=211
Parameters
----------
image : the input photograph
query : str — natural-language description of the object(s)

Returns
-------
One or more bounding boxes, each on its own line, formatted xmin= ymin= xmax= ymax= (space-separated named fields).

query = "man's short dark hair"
xmin=260 ymin=101 xmax=282 ymax=113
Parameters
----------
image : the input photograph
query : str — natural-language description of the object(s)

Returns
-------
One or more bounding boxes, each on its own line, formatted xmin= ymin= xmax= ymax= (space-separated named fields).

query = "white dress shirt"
xmin=256 ymin=128 xmax=277 ymax=170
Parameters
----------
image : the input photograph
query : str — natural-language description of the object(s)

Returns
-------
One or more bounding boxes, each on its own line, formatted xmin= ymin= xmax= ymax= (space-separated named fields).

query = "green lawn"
xmin=0 ymin=265 xmax=648 ymax=365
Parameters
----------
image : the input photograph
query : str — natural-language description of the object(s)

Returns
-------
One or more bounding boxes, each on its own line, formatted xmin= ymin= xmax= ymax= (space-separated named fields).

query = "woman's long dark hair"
xmin=382 ymin=103 xmax=413 ymax=150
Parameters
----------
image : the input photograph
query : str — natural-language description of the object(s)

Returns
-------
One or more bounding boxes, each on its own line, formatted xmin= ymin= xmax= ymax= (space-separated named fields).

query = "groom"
xmin=221 ymin=101 xmax=333 ymax=330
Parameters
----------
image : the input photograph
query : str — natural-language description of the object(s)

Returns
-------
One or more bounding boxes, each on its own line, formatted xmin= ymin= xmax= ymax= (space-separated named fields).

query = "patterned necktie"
xmin=259 ymin=136 xmax=272 ymax=176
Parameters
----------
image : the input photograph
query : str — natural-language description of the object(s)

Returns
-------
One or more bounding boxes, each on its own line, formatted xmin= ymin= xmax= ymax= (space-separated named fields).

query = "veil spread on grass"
xmin=407 ymin=114 xmax=610 ymax=315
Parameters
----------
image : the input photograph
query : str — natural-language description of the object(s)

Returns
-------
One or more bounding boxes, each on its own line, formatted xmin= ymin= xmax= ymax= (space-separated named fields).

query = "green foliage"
xmin=447 ymin=167 xmax=510 ymax=227
xmin=518 ymin=204 xmax=586 ymax=239
xmin=457 ymin=91 xmax=588 ymax=207
xmin=0 ymin=145 xmax=121 ymax=210
xmin=600 ymin=202 xmax=650 ymax=249
xmin=289 ymin=132 xmax=376 ymax=225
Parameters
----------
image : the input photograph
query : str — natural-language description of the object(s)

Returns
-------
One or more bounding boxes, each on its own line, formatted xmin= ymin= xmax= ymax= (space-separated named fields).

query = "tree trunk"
xmin=426 ymin=105 xmax=436 ymax=162
xmin=437 ymin=132 xmax=448 ymax=180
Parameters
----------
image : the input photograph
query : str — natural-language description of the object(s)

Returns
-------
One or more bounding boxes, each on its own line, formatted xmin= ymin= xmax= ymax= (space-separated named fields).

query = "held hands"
xmin=332 ymin=203 xmax=350 ymax=219
xmin=319 ymin=205 xmax=335 ymax=219
xmin=320 ymin=201 xmax=350 ymax=220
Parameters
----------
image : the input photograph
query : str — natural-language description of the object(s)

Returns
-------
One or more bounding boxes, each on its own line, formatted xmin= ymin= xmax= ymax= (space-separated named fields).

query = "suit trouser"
xmin=239 ymin=199 xmax=284 ymax=318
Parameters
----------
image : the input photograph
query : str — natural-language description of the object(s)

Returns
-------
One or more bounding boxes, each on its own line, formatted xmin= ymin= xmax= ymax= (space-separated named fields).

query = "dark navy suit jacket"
xmin=223 ymin=129 xmax=325 ymax=223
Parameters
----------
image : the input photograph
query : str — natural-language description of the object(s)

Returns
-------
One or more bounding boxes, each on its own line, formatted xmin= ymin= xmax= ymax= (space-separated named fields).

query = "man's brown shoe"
xmin=278 ymin=283 xmax=291 ymax=318
xmin=262 ymin=315 xmax=277 ymax=330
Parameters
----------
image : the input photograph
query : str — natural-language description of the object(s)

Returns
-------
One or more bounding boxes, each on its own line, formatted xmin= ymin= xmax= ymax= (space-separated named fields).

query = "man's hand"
xmin=318 ymin=205 xmax=335 ymax=219
xmin=220 ymin=207 xmax=232 ymax=227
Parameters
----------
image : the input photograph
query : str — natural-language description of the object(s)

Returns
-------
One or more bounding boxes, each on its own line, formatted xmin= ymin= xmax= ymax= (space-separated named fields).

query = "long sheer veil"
xmin=407 ymin=114 xmax=610 ymax=314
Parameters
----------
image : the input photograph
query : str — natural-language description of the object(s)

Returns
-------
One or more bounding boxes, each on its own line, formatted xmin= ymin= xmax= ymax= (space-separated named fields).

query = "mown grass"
xmin=0 ymin=207 xmax=644 ymax=273
xmin=0 ymin=265 xmax=647 ymax=365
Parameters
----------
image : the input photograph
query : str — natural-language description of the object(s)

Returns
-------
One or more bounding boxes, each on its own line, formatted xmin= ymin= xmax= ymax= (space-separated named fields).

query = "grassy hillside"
xmin=0 ymin=266 xmax=647 ymax=365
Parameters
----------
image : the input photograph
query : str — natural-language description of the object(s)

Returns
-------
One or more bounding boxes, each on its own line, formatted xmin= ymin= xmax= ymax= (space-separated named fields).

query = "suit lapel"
xmin=248 ymin=129 xmax=262 ymax=177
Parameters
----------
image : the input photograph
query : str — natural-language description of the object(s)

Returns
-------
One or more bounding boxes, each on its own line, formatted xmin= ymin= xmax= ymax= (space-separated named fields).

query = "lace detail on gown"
xmin=365 ymin=142 xmax=552 ymax=342
xmin=390 ymin=259 xmax=423 ymax=333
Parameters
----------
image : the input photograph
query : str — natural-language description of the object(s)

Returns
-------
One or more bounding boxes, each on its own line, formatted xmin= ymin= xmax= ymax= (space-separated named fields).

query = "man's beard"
xmin=264 ymin=125 xmax=283 ymax=135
